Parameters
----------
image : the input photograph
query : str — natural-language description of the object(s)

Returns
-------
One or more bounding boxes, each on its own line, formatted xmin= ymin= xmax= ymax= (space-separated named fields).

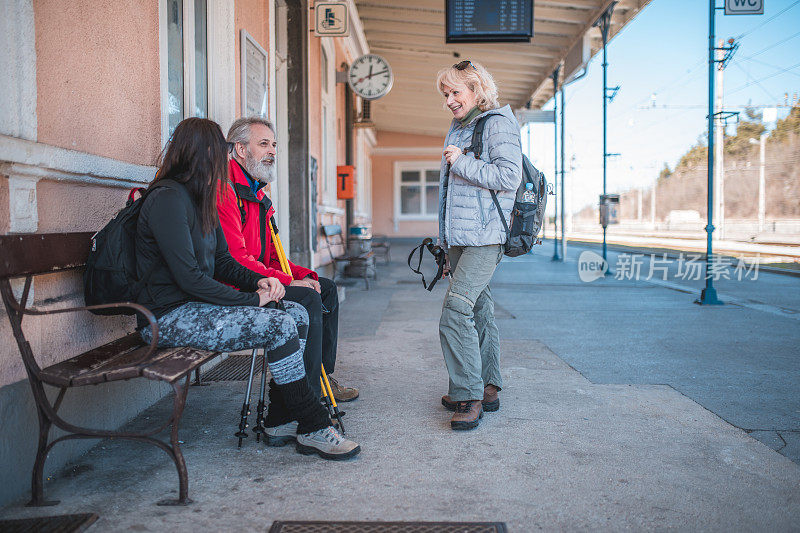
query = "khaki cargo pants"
xmin=439 ymin=244 xmax=504 ymax=402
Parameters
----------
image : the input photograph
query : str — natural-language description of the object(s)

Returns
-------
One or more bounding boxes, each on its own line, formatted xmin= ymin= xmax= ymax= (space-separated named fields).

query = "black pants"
xmin=281 ymin=276 xmax=339 ymax=397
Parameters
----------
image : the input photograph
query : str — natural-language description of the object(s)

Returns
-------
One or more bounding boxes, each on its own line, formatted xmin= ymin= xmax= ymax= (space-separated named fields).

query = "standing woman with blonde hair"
xmin=435 ymin=60 xmax=522 ymax=430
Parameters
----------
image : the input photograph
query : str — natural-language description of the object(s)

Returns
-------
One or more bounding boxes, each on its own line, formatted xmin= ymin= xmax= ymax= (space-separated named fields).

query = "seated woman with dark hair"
xmin=135 ymin=117 xmax=359 ymax=460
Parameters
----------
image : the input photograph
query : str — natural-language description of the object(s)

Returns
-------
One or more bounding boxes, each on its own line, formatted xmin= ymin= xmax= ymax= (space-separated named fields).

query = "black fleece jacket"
xmin=135 ymin=180 xmax=261 ymax=324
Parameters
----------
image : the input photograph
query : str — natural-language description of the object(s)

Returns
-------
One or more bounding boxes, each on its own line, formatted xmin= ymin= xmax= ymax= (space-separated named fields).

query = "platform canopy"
xmin=354 ymin=0 xmax=650 ymax=136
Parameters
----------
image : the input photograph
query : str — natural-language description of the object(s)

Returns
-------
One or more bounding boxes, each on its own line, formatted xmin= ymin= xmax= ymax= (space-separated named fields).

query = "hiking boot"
xmin=296 ymin=426 xmax=361 ymax=460
xmin=328 ymin=375 xmax=359 ymax=402
xmin=450 ymin=400 xmax=483 ymax=430
xmin=265 ymin=421 xmax=298 ymax=447
xmin=482 ymin=385 xmax=500 ymax=412
xmin=442 ymin=386 xmax=500 ymax=412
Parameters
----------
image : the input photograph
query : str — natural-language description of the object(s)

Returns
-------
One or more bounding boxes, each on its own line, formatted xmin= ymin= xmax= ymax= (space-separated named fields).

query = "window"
xmin=164 ymin=0 xmax=209 ymax=138
xmin=395 ymin=163 xmax=440 ymax=219
xmin=320 ymin=38 xmax=336 ymax=206
xmin=193 ymin=0 xmax=208 ymax=118
xmin=321 ymin=46 xmax=328 ymax=93
xmin=166 ymin=0 xmax=184 ymax=134
xmin=355 ymin=130 xmax=373 ymax=216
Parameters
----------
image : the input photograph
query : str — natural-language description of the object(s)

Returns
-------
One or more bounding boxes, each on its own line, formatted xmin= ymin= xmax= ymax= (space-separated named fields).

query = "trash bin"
xmin=599 ymin=194 xmax=620 ymax=227
xmin=348 ymin=225 xmax=372 ymax=255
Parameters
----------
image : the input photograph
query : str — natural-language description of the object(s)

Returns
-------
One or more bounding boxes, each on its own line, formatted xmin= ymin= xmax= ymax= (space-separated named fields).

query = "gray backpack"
xmin=469 ymin=113 xmax=547 ymax=257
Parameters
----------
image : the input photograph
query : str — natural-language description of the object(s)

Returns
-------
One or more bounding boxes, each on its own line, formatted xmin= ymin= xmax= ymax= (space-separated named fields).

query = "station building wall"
xmin=371 ymin=131 xmax=444 ymax=239
xmin=0 ymin=0 xmax=374 ymax=507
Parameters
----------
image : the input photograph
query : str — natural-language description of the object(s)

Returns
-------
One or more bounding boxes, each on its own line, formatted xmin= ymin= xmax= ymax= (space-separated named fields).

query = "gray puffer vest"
xmin=438 ymin=105 xmax=522 ymax=249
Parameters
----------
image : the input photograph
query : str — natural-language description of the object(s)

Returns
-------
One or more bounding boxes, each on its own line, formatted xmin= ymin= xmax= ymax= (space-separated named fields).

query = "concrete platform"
xmin=1 ymin=247 xmax=798 ymax=531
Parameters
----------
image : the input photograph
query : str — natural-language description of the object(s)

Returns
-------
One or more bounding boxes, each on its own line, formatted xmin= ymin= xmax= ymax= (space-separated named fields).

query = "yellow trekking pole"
xmin=321 ymin=364 xmax=344 ymax=434
xmin=268 ymin=218 xmax=292 ymax=281
xmin=269 ymin=218 xmax=345 ymax=433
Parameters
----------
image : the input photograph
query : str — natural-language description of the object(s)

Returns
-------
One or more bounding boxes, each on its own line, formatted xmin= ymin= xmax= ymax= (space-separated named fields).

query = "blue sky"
xmin=522 ymin=0 xmax=800 ymax=216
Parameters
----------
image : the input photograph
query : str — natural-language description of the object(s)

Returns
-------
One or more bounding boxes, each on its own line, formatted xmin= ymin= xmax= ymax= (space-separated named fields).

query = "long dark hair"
xmin=152 ymin=117 xmax=229 ymax=235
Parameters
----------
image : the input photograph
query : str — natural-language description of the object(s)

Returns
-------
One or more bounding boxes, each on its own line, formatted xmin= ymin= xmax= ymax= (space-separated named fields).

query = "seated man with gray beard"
xmin=218 ymin=117 xmax=359 ymax=446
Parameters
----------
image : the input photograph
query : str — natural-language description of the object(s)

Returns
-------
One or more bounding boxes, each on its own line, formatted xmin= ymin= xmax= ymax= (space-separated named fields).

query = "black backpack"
xmin=83 ymin=181 xmax=172 ymax=315
xmin=469 ymin=113 xmax=548 ymax=257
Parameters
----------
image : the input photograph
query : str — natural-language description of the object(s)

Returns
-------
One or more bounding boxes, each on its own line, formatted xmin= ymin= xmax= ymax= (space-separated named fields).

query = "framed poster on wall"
xmin=241 ymin=29 xmax=268 ymax=118
xmin=309 ymin=156 xmax=318 ymax=251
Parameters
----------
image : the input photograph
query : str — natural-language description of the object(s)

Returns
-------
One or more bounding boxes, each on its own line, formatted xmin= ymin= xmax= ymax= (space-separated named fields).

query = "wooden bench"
xmin=320 ymin=224 xmax=376 ymax=289
xmin=0 ymin=232 xmax=220 ymax=506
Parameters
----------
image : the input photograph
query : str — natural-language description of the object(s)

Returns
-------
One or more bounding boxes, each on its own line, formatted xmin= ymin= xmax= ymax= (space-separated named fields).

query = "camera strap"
xmin=407 ymin=240 xmax=447 ymax=292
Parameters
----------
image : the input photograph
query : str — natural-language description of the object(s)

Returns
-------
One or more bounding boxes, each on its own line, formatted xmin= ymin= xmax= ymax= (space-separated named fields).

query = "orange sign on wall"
xmin=337 ymin=165 xmax=355 ymax=199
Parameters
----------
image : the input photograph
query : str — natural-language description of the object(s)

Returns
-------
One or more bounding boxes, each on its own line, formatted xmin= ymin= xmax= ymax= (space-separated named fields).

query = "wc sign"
xmin=725 ymin=0 xmax=764 ymax=15
xmin=314 ymin=1 xmax=349 ymax=36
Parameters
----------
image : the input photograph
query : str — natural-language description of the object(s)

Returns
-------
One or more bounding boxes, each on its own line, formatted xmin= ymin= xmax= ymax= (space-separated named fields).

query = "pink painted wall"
xmin=34 ymin=1 xmax=162 ymax=166
xmin=235 ymin=0 xmax=269 ymax=119
xmin=0 ymin=180 xmax=8 ymax=234
xmin=308 ymin=37 xmax=350 ymax=268
xmin=0 ymin=180 xmax=135 ymax=387
xmin=371 ymin=131 xmax=444 ymax=237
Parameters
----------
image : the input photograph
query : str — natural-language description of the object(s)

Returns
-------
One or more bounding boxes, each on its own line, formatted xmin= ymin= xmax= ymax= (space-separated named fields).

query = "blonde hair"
xmin=435 ymin=61 xmax=499 ymax=111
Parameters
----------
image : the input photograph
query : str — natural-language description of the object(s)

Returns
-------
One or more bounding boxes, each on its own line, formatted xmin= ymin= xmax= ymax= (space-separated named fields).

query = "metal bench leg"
xmin=192 ymin=354 xmax=218 ymax=386
xmin=235 ymin=349 xmax=259 ymax=447
xmin=28 ymin=394 xmax=58 ymax=507
xmin=158 ymin=376 xmax=193 ymax=506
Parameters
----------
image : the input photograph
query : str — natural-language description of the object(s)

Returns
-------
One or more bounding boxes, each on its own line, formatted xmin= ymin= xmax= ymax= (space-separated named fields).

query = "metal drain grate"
xmin=202 ymin=354 xmax=268 ymax=382
xmin=0 ymin=513 xmax=99 ymax=532
xmin=268 ymin=522 xmax=507 ymax=533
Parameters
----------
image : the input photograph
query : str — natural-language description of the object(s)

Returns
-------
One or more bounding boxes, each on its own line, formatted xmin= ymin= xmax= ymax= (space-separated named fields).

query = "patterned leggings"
xmin=140 ymin=301 xmax=308 ymax=385
xmin=141 ymin=301 xmax=330 ymax=433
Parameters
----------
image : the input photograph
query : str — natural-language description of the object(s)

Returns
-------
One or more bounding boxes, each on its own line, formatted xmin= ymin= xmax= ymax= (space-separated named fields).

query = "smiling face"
xmin=442 ymin=82 xmax=478 ymax=120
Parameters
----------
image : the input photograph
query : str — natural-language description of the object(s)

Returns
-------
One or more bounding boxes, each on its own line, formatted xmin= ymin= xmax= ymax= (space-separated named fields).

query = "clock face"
xmin=347 ymin=54 xmax=393 ymax=100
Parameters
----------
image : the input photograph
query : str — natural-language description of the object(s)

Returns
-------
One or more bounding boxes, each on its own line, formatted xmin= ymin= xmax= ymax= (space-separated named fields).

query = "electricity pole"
xmin=552 ymin=67 xmax=560 ymax=261
xmin=637 ymin=188 xmax=642 ymax=222
xmin=595 ymin=2 xmax=618 ymax=273
xmin=560 ymin=76 xmax=567 ymax=261
xmin=715 ymin=39 xmax=725 ymax=241
xmin=699 ymin=1 xmax=739 ymax=305
xmin=651 ymin=177 xmax=656 ymax=229
xmin=699 ymin=0 xmax=723 ymax=305
xmin=758 ymin=132 xmax=766 ymax=232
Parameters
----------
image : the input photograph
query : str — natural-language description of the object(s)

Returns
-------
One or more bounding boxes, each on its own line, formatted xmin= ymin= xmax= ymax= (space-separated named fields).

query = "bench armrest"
xmin=17 ymin=302 xmax=160 ymax=366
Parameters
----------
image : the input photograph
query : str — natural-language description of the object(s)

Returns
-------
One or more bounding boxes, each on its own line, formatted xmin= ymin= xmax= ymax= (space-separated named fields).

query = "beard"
xmin=244 ymin=149 xmax=277 ymax=184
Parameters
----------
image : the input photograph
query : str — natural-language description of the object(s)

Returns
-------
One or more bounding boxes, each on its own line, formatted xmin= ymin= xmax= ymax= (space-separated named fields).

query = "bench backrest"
xmin=0 ymin=232 xmax=93 ymax=279
xmin=319 ymin=225 xmax=345 ymax=262
xmin=321 ymin=224 xmax=342 ymax=238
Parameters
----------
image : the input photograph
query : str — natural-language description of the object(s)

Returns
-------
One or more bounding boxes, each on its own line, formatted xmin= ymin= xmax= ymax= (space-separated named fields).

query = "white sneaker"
xmin=265 ymin=421 xmax=298 ymax=447
xmin=296 ymin=426 xmax=361 ymax=460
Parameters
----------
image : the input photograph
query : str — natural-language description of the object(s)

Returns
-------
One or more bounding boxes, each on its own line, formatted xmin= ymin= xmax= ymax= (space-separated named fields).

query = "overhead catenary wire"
xmin=738 ymin=55 xmax=800 ymax=79
xmin=732 ymin=62 xmax=778 ymax=101
xmin=728 ymin=61 xmax=800 ymax=95
xmin=744 ymin=29 xmax=800 ymax=59
xmin=543 ymin=3 xmax=800 ymax=205
xmin=734 ymin=0 xmax=800 ymax=41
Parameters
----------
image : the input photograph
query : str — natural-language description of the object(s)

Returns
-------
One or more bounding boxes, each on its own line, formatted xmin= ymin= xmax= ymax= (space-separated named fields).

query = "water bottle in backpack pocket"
xmin=489 ymin=155 xmax=547 ymax=257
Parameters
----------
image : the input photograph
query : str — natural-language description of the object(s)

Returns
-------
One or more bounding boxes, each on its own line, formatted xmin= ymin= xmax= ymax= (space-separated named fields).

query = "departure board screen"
xmin=446 ymin=0 xmax=533 ymax=43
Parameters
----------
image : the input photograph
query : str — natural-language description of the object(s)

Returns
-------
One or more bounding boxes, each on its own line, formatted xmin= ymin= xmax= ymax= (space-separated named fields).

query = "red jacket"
xmin=218 ymin=159 xmax=317 ymax=285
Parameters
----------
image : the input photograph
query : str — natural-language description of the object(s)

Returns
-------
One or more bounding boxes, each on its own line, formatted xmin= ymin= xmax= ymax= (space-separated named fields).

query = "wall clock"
xmin=347 ymin=54 xmax=393 ymax=100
